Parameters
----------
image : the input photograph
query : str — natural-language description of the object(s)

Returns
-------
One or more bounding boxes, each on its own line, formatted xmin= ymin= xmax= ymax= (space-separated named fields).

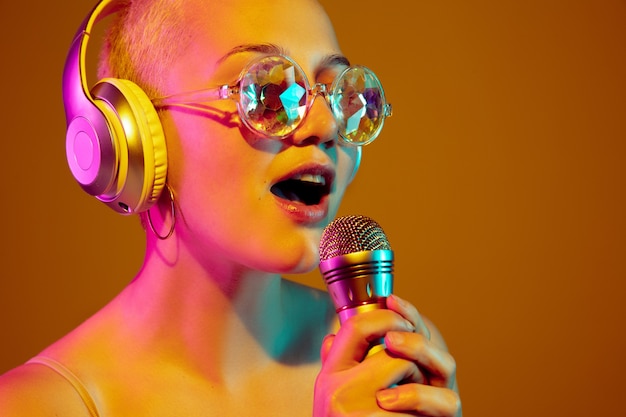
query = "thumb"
xmin=320 ymin=334 xmax=336 ymax=364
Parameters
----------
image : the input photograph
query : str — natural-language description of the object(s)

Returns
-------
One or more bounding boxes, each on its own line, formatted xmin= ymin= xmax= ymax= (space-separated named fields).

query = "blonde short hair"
xmin=97 ymin=0 xmax=194 ymax=98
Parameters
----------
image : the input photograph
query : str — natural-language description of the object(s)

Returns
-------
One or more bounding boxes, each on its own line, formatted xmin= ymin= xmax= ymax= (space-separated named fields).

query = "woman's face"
xmin=160 ymin=0 xmax=360 ymax=274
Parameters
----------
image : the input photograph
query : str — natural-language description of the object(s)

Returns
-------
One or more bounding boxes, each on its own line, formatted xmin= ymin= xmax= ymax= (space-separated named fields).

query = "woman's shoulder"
xmin=0 ymin=360 xmax=94 ymax=416
xmin=0 ymin=303 xmax=124 ymax=416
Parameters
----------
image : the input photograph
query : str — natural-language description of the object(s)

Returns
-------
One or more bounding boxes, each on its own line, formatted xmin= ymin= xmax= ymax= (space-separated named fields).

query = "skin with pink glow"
xmin=0 ymin=0 xmax=461 ymax=415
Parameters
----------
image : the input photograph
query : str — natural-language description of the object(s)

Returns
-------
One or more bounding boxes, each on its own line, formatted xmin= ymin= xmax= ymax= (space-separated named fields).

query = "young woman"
xmin=0 ymin=0 xmax=460 ymax=415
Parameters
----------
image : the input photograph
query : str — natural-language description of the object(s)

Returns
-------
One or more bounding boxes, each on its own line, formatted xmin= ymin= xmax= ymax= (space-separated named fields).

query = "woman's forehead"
xmin=188 ymin=0 xmax=341 ymax=58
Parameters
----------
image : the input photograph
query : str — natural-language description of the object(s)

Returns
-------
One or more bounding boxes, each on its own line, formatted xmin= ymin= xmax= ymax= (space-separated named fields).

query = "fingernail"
xmin=386 ymin=331 xmax=405 ymax=345
xmin=404 ymin=319 xmax=416 ymax=331
xmin=389 ymin=294 xmax=407 ymax=307
xmin=387 ymin=293 xmax=399 ymax=305
xmin=376 ymin=389 xmax=398 ymax=405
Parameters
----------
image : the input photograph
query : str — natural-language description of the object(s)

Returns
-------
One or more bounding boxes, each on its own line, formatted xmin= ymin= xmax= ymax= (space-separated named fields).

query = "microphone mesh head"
xmin=319 ymin=215 xmax=391 ymax=261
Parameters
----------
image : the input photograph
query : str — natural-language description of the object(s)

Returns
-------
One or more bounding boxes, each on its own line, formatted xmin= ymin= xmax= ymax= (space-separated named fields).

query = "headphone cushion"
xmin=92 ymin=78 xmax=167 ymax=213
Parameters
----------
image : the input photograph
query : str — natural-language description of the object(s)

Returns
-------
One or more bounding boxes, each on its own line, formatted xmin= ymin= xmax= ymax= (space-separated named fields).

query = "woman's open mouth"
xmin=270 ymin=167 xmax=334 ymax=223
xmin=270 ymin=173 xmax=331 ymax=205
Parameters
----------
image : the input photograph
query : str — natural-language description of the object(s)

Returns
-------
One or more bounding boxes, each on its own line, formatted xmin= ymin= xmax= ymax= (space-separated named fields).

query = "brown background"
xmin=1 ymin=0 xmax=625 ymax=415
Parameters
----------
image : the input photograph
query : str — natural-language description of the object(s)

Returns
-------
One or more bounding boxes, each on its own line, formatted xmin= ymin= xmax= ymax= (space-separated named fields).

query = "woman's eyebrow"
xmin=315 ymin=53 xmax=351 ymax=79
xmin=218 ymin=45 xmax=351 ymax=79
xmin=217 ymin=43 xmax=287 ymax=63
xmin=319 ymin=53 xmax=351 ymax=68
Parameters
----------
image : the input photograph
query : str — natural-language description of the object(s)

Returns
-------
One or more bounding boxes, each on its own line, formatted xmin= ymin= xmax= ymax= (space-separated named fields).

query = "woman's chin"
xmin=261 ymin=246 xmax=320 ymax=276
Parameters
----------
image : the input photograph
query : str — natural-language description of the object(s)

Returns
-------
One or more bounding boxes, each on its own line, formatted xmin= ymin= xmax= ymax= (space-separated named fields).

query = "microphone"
xmin=319 ymin=215 xmax=394 ymax=354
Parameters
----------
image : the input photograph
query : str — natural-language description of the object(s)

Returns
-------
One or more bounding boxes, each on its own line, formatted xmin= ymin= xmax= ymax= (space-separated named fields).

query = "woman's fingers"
xmin=384 ymin=331 xmax=457 ymax=388
xmin=386 ymin=294 xmax=431 ymax=340
xmin=317 ymin=294 xmax=462 ymax=416
xmin=321 ymin=309 xmax=415 ymax=372
xmin=320 ymin=334 xmax=335 ymax=364
xmin=376 ymin=383 xmax=462 ymax=416
xmin=385 ymin=294 xmax=457 ymax=388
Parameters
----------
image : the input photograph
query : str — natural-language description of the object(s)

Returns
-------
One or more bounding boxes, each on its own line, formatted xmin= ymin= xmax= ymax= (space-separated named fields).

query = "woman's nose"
xmin=288 ymin=94 xmax=338 ymax=148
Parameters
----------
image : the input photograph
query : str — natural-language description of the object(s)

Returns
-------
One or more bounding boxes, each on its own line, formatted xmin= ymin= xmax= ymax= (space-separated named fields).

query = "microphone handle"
xmin=320 ymin=249 xmax=394 ymax=356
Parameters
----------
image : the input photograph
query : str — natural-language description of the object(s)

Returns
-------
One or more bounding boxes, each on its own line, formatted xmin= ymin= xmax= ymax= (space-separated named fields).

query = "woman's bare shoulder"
xmin=0 ymin=362 xmax=92 ymax=417
xmin=0 ymin=306 xmax=117 ymax=416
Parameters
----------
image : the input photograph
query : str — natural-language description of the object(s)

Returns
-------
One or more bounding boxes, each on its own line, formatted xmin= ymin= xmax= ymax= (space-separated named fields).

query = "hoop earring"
xmin=146 ymin=183 xmax=176 ymax=240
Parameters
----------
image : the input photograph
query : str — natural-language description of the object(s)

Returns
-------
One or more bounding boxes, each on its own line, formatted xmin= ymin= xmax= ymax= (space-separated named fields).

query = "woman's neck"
xmin=113 ymin=238 xmax=331 ymax=385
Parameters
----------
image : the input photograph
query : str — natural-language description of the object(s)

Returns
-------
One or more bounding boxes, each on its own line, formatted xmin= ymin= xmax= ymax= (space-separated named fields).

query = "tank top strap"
xmin=26 ymin=356 xmax=100 ymax=417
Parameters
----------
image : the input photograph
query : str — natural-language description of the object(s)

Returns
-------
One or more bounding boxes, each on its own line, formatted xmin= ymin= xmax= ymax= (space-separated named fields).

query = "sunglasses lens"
xmin=238 ymin=56 xmax=308 ymax=137
xmin=330 ymin=67 xmax=389 ymax=146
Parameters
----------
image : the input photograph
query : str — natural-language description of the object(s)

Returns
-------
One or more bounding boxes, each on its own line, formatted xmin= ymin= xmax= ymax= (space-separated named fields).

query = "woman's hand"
xmin=313 ymin=294 xmax=461 ymax=416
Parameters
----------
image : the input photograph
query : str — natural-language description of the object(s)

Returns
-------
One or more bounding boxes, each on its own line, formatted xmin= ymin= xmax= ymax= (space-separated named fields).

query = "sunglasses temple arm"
xmin=151 ymin=85 xmax=232 ymax=107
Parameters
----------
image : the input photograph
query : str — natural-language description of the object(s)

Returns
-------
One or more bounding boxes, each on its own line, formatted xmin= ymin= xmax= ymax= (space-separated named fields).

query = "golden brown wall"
xmin=1 ymin=1 xmax=625 ymax=415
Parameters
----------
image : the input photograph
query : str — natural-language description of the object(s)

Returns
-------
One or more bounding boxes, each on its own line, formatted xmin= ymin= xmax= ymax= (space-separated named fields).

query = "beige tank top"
xmin=27 ymin=356 xmax=100 ymax=417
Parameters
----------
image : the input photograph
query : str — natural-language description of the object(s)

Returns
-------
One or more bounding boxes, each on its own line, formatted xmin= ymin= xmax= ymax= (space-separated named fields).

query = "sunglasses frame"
xmin=151 ymin=54 xmax=392 ymax=146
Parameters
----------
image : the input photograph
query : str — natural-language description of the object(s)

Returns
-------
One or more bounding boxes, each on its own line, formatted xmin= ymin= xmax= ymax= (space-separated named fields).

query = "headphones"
xmin=63 ymin=0 xmax=167 ymax=214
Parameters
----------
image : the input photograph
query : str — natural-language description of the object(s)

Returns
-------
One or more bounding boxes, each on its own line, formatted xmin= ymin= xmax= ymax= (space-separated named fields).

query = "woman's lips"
xmin=270 ymin=164 xmax=334 ymax=224
xmin=273 ymin=193 xmax=330 ymax=224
